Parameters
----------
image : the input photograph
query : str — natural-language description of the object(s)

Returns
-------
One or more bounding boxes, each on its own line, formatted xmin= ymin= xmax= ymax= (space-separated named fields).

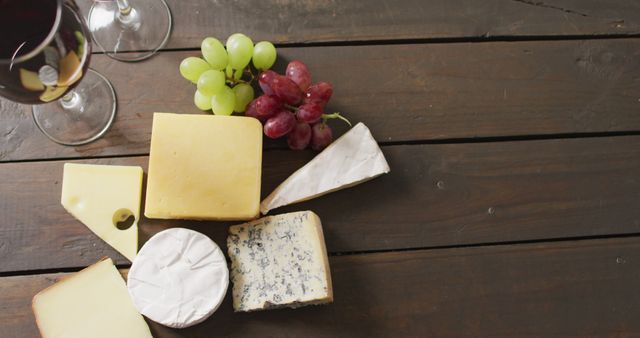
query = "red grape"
xmin=264 ymin=110 xmax=296 ymax=139
xmin=296 ymin=102 xmax=323 ymax=124
xmin=287 ymin=122 xmax=312 ymax=150
xmin=304 ymin=82 xmax=333 ymax=107
xmin=244 ymin=99 xmax=266 ymax=122
xmin=254 ymin=95 xmax=282 ymax=119
xmin=258 ymin=70 xmax=277 ymax=96
xmin=286 ymin=60 xmax=311 ymax=91
xmin=271 ymin=75 xmax=303 ymax=105
xmin=311 ymin=123 xmax=333 ymax=150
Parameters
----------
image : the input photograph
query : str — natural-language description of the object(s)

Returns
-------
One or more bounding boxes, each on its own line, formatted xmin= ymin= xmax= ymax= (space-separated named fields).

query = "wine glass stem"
xmin=117 ymin=0 xmax=132 ymax=15
xmin=116 ymin=0 xmax=140 ymax=30
xmin=60 ymin=91 xmax=82 ymax=111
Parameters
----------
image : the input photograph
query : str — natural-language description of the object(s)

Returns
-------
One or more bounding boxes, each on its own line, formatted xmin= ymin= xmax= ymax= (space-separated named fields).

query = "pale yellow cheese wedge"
xmin=145 ymin=113 xmax=262 ymax=220
xmin=32 ymin=258 xmax=153 ymax=338
xmin=61 ymin=163 xmax=143 ymax=261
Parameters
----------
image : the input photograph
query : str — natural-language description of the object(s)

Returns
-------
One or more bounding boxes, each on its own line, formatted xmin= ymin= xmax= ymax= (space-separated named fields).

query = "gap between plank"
xmin=3 ymin=231 xmax=640 ymax=278
xmin=90 ymin=33 xmax=640 ymax=56
xmin=2 ymin=130 xmax=640 ymax=164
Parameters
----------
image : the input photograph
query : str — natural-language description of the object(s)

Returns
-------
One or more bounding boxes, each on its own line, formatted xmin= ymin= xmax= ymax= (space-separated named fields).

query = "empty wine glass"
xmin=88 ymin=0 xmax=172 ymax=62
xmin=0 ymin=0 xmax=117 ymax=145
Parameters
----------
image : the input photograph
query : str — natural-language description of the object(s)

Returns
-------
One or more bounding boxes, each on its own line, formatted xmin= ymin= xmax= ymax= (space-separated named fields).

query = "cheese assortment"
xmin=32 ymin=258 xmax=153 ymax=338
xmin=144 ymin=113 xmax=263 ymax=220
xmin=127 ymin=228 xmax=229 ymax=328
xmin=227 ymin=211 xmax=333 ymax=312
xmin=261 ymin=122 xmax=390 ymax=214
xmin=61 ymin=163 xmax=143 ymax=261
xmin=49 ymin=87 xmax=391 ymax=331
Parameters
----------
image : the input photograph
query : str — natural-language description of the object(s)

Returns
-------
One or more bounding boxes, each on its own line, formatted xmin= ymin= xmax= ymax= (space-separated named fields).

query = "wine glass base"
xmin=32 ymin=69 xmax=116 ymax=146
xmin=88 ymin=0 xmax=172 ymax=62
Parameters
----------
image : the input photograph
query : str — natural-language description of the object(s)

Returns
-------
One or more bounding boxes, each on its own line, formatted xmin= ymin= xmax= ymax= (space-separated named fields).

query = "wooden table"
xmin=2 ymin=1 xmax=640 ymax=337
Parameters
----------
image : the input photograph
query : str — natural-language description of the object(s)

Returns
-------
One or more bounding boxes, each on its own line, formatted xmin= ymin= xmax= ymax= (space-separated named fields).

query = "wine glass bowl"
xmin=0 ymin=0 xmax=117 ymax=145
xmin=0 ymin=0 xmax=89 ymax=104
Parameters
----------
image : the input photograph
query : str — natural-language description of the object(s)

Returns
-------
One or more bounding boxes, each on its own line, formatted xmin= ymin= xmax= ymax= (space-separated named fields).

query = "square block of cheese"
xmin=32 ymin=258 xmax=152 ymax=338
xmin=145 ymin=113 xmax=262 ymax=220
xmin=227 ymin=211 xmax=333 ymax=312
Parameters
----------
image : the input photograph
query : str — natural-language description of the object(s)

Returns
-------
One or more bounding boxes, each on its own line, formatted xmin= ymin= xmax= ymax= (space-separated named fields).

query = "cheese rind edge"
xmin=260 ymin=123 xmax=390 ymax=214
xmin=32 ymin=257 xmax=153 ymax=338
xmin=228 ymin=210 xmax=333 ymax=312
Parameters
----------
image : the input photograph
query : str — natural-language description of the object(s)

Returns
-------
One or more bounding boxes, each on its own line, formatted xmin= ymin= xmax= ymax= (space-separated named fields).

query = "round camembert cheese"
xmin=127 ymin=228 xmax=228 ymax=328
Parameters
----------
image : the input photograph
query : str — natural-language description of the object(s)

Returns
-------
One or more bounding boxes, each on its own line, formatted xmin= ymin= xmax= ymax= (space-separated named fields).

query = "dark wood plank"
xmin=3 ymin=237 xmax=640 ymax=337
xmin=77 ymin=0 xmax=640 ymax=50
xmin=1 ymin=136 xmax=639 ymax=273
xmin=3 ymin=38 xmax=640 ymax=161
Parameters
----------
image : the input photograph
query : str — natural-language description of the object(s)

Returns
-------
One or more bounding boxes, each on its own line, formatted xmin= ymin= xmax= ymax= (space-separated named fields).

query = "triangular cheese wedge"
xmin=261 ymin=123 xmax=390 ymax=214
xmin=33 ymin=258 xmax=153 ymax=338
xmin=61 ymin=163 xmax=143 ymax=261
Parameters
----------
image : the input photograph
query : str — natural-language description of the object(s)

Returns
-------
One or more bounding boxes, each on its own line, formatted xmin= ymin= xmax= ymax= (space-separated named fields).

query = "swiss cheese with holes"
xmin=61 ymin=163 xmax=143 ymax=261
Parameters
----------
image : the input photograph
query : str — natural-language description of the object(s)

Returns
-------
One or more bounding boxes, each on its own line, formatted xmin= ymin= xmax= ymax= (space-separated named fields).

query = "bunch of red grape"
xmin=245 ymin=60 xmax=349 ymax=151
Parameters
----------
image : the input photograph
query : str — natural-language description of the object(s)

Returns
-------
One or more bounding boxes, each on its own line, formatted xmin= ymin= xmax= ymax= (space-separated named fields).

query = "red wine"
xmin=0 ymin=0 xmax=90 ymax=104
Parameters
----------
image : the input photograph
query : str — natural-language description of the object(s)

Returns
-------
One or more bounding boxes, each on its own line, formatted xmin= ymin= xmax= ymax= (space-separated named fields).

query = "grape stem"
xmin=245 ymin=67 xmax=256 ymax=82
xmin=283 ymin=104 xmax=352 ymax=127
xmin=226 ymin=78 xmax=248 ymax=86
xmin=284 ymin=103 xmax=298 ymax=111
xmin=322 ymin=112 xmax=352 ymax=127
xmin=225 ymin=67 xmax=257 ymax=86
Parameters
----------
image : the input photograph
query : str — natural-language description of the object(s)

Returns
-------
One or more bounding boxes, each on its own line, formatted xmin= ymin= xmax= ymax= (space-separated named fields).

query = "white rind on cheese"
xmin=127 ymin=228 xmax=229 ymax=328
xmin=260 ymin=122 xmax=390 ymax=214
xmin=32 ymin=258 xmax=153 ymax=338
xmin=227 ymin=211 xmax=333 ymax=312
xmin=61 ymin=163 xmax=143 ymax=261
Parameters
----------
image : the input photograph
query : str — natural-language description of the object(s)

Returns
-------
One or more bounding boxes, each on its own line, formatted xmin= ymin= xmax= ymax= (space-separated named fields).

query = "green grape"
xmin=232 ymin=83 xmax=254 ymax=112
xmin=225 ymin=64 xmax=233 ymax=78
xmin=211 ymin=85 xmax=236 ymax=116
xmin=194 ymin=90 xmax=212 ymax=110
xmin=226 ymin=33 xmax=253 ymax=70
xmin=233 ymin=68 xmax=244 ymax=81
xmin=197 ymin=70 xmax=225 ymax=96
xmin=179 ymin=57 xmax=211 ymax=83
xmin=201 ymin=37 xmax=228 ymax=70
xmin=252 ymin=41 xmax=277 ymax=70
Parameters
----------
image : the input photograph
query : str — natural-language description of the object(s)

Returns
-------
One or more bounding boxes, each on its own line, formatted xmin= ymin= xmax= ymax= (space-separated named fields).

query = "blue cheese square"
xmin=227 ymin=211 xmax=333 ymax=312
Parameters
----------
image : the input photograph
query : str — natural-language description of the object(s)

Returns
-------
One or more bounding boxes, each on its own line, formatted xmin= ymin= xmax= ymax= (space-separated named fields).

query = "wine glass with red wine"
xmin=0 ymin=0 xmax=116 ymax=145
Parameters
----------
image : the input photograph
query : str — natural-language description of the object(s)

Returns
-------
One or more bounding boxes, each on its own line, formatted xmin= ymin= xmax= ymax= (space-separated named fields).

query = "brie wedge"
xmin=260 ymin=122 xmax=390 ymax=214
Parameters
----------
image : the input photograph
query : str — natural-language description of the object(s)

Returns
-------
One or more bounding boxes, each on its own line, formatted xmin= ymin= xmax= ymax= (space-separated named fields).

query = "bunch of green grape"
xmin=179 ymin=33 xmax=277 ymax=115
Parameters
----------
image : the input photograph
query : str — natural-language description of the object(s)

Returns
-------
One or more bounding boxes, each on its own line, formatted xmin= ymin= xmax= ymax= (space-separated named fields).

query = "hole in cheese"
xmin=113 ymin=208 xmax=135 ymax=230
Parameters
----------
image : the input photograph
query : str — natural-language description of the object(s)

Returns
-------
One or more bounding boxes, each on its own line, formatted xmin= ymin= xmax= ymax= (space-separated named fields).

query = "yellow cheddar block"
xmin=145 ymin=113 xmax=262 ymax=220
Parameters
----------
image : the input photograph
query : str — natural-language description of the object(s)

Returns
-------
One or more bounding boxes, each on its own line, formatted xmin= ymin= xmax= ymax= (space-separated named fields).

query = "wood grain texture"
xmin=3 ymin=237 xmax=640 ymax=337
xmin=77 ymin=0 xmax=640 ymax=50
xmin=1 ymin=136 xmax=639 ymax=273
xmin=2 ymin=38 xmax=640 ymax=161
